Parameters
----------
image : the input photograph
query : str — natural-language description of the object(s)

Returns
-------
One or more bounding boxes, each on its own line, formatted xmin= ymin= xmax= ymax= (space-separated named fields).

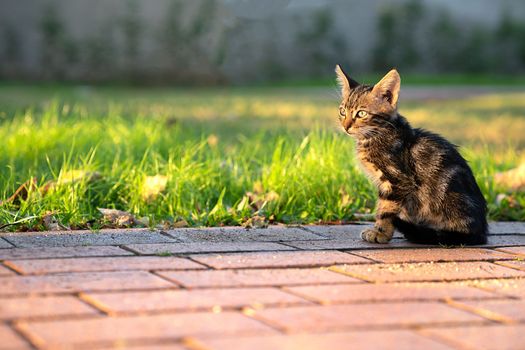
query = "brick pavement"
xmin=0 ymin=223 xmax=524 ymax=349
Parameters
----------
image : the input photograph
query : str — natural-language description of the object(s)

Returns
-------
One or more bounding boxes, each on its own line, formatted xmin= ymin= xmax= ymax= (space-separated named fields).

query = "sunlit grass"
xmin=0 ymin=85 xmax=523 ymax=231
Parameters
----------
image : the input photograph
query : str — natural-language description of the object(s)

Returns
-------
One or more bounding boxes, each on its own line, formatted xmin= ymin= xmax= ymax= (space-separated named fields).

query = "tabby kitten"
xmin=335 ymin=65 xmax=487 ymax=245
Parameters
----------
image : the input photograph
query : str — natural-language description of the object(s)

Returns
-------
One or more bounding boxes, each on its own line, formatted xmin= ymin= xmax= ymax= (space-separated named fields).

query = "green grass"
xmin=0 ymin=84 xmax=524 ymax=231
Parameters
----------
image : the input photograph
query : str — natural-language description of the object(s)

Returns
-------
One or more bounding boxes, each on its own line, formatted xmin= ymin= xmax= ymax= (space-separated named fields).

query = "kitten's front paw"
xmin=361 ymin=228 xmax=392 ymax=244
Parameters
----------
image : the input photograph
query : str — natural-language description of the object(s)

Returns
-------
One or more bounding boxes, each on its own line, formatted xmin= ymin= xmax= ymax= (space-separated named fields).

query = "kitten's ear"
xmin=335 ymin=64 xmax=359 ymax=97
xmin=372 ymin=69 xmax=401 ymax=107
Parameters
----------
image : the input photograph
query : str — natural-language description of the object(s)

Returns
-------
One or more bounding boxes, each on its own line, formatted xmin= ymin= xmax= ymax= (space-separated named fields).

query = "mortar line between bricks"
xmin=75 ymin=291 xmax=110 ymax=316
xmin=11 ymin=320 xmax=45 ymax=350
xmin=149 ymin=270 xmax=186 ymax=289
xmin=1 ymin=261 xmax=24 ymax=275
xmin=0 ymin=237 xmax=14 ymax=248
xmin=466 ymin=283 xmax=522 ymax=300
xmin=443 ymin=298 xmax=516 ymax=324
xmin=493 ymin=260 xmax=525 ymax=272
xmin=413 ymin=328 xmax=475 ymax=350
xmin=116 ymin=245 xmax=141 ymax=255
xmin=295 ymin=225 xmax=333 ymax=239
xmin=339 ymin=251 xmax=382 ymax=263
xmin=241 ymin=307 xmax=288 ymax=334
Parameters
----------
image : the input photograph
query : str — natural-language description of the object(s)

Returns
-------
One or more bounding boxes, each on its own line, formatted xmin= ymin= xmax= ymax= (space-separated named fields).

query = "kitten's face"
xmin=335 ymin=66 xmax=401 ymax=138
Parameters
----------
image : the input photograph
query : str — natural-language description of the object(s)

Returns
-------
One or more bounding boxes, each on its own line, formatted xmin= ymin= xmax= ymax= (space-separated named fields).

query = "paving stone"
xmin=484 ymin=235 xmax=525 ymax=247
xmin=5 ymin=256 xmax=204 ymax=275
xmin=0 ymin=264 xmax=15 ymax=276
xmin=196 ymin=330 xmax=453 ymax=350
xmin=0 ymin=246 xmax=133 ymax=260
xmin=0 ymin=271 xmax=175 ymax=296
xmin=164 ymin=226 xmax=324 ymax=243
xmin=17 ymin=312 xmax=275 ymax=348
xmin=0 ymin=229 xmax=177 ymax=248
xmin=494 ymin=260 xmax=525 ymax=272
xmin=252 ymin=302 xmax=485 ymax=332
xmin=330 ymin=261 xmax=525 ymax=283
xmin=94 ymin=344 xmax=186 ymax=350
xmin=0 ymin=295 xmax=97 ymax=320
xmin=468 ymin=278 xmax=525 ymax=298
xmin=422 ymin=324 xmax=525 ymax=350
xmin=350 ymin=248 xmax=515 ymax=263
xmin=489 ymin=222 xmax=525 ymax=235
xmin=125 ymin=241 xmax=295 ymax=255
xmin=189 ymin=251 xmax=371 ymax=269
xmin=0 ymin=324 xmax=31 ymax=349
xmin=301 ymin=224 xmax=373 ymax=239
xmin=451 ymin=299 xmax=525 ymax=322
xmin=284 ymin=238 xmax=427 ymax=250
xmin=495 ymin=246 xmax=525 ymax=257
xmin=0 ymin=238 xmax=14 ymax=249
xmin=83 ymin=287 xmax=309 ymax=314
xmin=157 ymin=268 xmax=362 ymax=288
xmin=285 ymin=282 xmax=497 ymax=304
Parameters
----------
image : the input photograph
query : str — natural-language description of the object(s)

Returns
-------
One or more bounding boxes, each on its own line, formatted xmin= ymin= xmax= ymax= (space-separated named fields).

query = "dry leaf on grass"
xmin=0 ymin=178 xmax=37 ymax=206
xmin=97 ymin=208 xmax=137 ymax=227
xmin=242 ymin=215 xmax=269 ymax=229
xmin=495 ymin=164 xmax=525 ymax=192
xmin=141 ymin=175 xmax=168 ymax=201
xmin=57 ymin=170 xmax=102 ymax=185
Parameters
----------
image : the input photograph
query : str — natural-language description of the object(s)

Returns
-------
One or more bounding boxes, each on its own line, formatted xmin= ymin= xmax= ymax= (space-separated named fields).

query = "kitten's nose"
xmin=343 ymin=118 xmax=353 ymax=132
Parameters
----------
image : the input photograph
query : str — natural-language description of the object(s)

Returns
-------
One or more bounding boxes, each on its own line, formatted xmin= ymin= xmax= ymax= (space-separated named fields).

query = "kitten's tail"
xmin=393 ymin=218 xmax=487 ymax=246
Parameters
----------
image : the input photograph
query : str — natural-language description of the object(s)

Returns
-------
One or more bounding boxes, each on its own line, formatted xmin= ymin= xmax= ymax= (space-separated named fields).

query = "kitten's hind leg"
xmin=361 ymin=199 xmax=400 ymax=244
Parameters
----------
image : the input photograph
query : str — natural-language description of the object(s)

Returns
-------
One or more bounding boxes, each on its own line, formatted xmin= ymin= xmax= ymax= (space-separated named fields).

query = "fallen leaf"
xmin=97 ymin=208 xmax=136 ymax=227
xmin=0 ymin=178 xmax=37 ymax=206
xmin=242 ymin=215 xmax=268 ymax=229
xmin=495 ymin=164 xmax=525 ymax=191
xmin=207 ymin=134 xmax=219 ymax=147
xmin=141 ymin=175 xmax=168 ymax=201
xmin=57 ymin=170 xmax=102 ymax=185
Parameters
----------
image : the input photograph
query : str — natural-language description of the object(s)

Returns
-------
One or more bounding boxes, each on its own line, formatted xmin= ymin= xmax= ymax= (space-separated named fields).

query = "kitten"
xmin=335 ymin=65 xmax=487 ymax=245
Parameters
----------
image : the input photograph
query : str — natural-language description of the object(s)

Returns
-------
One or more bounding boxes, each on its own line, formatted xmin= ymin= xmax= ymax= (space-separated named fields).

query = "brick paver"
xmin=164 ymin=226 xmax=324 ymax=242
xmin=157 ymin=267 xmax=361 ymax=288
xmin=4 ymin=256 xmax=204 ymax=275
xmin=16 ymin=312 xmax=276 ymax=348
xmin=0 ymin=237 xmax=14 ymax=248
xmin=251 ymin=302 xmax=485 ymax=332
xmin=125 ymin=241 xmax=295 ymax=255
xmin=422 ymin=324 xmax=525 ymax=350
xmin=351 ymin=248 xmax=515 ymax=263
xmin=1 ymin=224 xmax=524 ymax=349
xmin=0 ymin=229 xmax=177 ymax=247
xmin=195 ymin=330 xmax=453 ymax=350
xmin=468 ymin=278 xmax=525 ymax=298
xmin=284 ymin=282 xmax=498 ymax=305
xmin=0 ymin=324 xmax=31 ymax=349
xmin=0 ymin=271 xmax=175 ymax=296
xmin=83 ymin=287 xmax=309 ymax=314
xmin=330 ymin=261 xmax=525 ymax=282
xmin=0 ymin=295 xmax=97 ymax=320
xmin=0 ymin=246 xmax=133 ymax=260
xmin=190 ymin=251 xmax=372 ymax=269
xmin=495 ymin=246 xmax=525 ymax=256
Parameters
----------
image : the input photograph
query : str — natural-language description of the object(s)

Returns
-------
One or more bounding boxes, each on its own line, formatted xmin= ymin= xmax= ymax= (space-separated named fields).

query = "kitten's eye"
xmin=339 ymin=107 xmax=346 ymax=119
xmin=357 ymin=110 xmax=368 ymax=118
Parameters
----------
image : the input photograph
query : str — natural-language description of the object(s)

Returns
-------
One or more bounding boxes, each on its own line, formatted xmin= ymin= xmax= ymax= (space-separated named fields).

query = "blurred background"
xmin=2 ymin=0 xmax=525 ymax=84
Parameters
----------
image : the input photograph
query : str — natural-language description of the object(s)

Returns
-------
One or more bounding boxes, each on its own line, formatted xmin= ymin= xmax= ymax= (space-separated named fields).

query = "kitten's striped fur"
xmin=336 ymin=65 xmax=487 ymax=245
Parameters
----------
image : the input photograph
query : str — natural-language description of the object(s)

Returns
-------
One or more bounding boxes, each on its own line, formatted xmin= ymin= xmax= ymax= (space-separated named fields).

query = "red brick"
xmin=0 ymin=264 xmax=15 ymax=276
xmin=157 ymin=268 xmax=361 ymax=288
xmin=5 ymin=256 xmax=204 ymax=275
xmin=495 ymin=246 xmax=525 ymax=257
xmin=330 ymin=262 xmax=525 ymax=282
xmin=16 ymin=312 xmax=275 ymax=348
xmin=196 ymin=330 xmax=452 ymax=350
xmin=0 ymin=295 xmax=97 ymax=320
xmin=422 ymin=324 xmax=525 ymax=350
xmin=468 ymin=278 xmax=525 ymax=298
xmin=0 ymin=271 xmax=175 ymax=296
xmin=494 ymin=260 xmax=525 ymax=272
xmin=0 ymin=324 xmax=31 ymax=349
xmin=351 ymin=248 xmax=515 ymax=263
xmin=83 ymin=287 xmax=309 ymax=314
xmin=95 ymin=345 xmax=186 ymax=350
xmin=0 ymin=246 xmax=133 ymax=260
xmin=451 ymin=299 xmax=525 ymax=322
xmin=285 ymin=282 xmax=497 ymax=305
xmin=252 ymin=302 xmax=485 ymax=332
xmin=189 ymin=251 xmax=371 ymax=269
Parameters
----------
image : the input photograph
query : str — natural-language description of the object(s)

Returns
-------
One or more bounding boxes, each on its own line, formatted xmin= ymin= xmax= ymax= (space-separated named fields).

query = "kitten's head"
xmin=335 ymin=65 xmax=401 ymax=138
